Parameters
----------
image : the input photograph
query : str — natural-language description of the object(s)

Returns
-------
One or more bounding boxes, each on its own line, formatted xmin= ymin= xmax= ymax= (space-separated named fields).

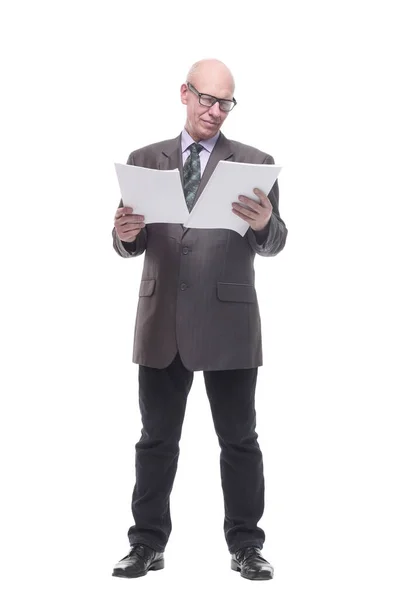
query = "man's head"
xmin=181 ymin=59 xmax=236 ymax=142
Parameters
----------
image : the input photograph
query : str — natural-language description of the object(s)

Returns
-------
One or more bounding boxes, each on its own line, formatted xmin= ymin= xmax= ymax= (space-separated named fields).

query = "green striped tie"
xmin=183 ymin=142 xmax=203 ymax=212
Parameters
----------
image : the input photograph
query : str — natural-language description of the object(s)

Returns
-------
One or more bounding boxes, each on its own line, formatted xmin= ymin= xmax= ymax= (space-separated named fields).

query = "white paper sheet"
xmin=114 ymin=163 xmax=189 ymax=224
xmin=114 ymin=160 xmax=281 ymax=235
xmin=186 ymin=161 xmax=282 ymax=236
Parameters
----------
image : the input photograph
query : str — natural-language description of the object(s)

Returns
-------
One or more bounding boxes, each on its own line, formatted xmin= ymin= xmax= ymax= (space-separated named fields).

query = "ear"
xmin=180 ymin=82 xmax=188 ymax=105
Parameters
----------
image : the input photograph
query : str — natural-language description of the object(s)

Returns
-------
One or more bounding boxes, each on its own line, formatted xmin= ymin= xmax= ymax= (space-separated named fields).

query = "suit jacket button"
xmin=180 ymin=283 xmax=187 ymax=291
xmin=182 ymin=247 xmax=189 ymax=254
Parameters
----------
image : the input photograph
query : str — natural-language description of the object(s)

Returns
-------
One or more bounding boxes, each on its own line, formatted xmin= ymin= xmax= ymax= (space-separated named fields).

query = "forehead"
xmin=191 ymin=70 xmax=234 ymax=99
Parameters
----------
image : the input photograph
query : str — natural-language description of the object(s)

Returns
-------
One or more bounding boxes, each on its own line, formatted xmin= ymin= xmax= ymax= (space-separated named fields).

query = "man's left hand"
xmin=232 ymin=188 xmax=273 ymax=231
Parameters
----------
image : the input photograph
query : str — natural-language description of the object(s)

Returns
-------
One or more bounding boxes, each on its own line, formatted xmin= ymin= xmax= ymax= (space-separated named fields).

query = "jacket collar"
xmin=158 ymin=131 xmax=234 ymax=235
xmin=159 ymin=131 xmax=234 ymax=198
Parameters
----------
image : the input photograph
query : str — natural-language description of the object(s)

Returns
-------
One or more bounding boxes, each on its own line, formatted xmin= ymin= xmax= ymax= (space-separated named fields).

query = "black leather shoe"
xmin=231 ymin=546 xmax=274 ymax=580
xmin=112 ymin=543 xmax=165 ymax=578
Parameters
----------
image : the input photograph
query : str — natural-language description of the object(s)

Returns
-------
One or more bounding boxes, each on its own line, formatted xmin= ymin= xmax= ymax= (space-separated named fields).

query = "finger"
xmin=119 ymin=224 xmax=144 ymax=235
xmin=116 ymin=206 xmax=133 ymax=214
xmin=232 ymin=207 xmax=257 ymax=222
xmin=120 ymin=220 xmax=146 ymax=230
xmin=237 ymin=195 xmax=262 ymax=213
xmin=253 ymin=188 xmax=271 ymax=207
xmin=125 ymin=215 xmax=145 ymax=223
xmin=233 ymin=201 xmax=260 ymax=217
xmin=115 ymin=206 xmax=134 ymax=219
xmin=115 ymin=215 xmax=145 ymax=226
xmin=253 ymin=188 xmax=267 ymax=199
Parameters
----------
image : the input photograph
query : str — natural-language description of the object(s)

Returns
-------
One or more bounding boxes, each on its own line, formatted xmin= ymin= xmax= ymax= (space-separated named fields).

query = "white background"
xmin=1 ymin=0 xmax=399 ymax=598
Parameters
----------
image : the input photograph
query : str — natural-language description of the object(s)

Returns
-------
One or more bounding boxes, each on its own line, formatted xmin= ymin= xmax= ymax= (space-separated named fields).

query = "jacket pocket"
xmin=217 ymin=282 xmax=256 ymax=303
xmin=139 ymin=278 xmax=156 ymax=297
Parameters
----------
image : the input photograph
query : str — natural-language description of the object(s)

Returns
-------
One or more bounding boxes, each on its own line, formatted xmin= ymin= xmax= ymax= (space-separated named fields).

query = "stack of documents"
xmin=114 ymin=160 xmax=282 ymax=237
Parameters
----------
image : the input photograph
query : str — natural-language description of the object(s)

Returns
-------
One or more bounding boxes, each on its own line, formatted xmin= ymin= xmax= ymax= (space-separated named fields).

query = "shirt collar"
xmin=181 ymin=128 xmax=220 ymax=154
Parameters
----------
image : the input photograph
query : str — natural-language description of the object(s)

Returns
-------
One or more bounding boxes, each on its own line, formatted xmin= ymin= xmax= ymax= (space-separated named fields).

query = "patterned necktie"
xmin=183 ymin=142 xmax=203 ymax=212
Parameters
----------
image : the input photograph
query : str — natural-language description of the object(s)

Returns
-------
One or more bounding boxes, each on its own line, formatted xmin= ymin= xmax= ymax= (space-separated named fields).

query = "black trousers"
xmin=127 ymin=352 xmax=266 ymax=554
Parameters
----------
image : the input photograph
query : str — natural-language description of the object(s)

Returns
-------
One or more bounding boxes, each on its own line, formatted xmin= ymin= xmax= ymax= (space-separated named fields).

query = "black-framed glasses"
xmin=186 ymin=81 xmax=237 ymax=112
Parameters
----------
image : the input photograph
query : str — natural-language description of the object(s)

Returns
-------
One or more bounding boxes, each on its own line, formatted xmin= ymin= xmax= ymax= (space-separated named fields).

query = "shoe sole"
xmin=231 ymin=559 xmax=274 ymax=580
xmin=112 ymin=558 xmax=165 ymax=578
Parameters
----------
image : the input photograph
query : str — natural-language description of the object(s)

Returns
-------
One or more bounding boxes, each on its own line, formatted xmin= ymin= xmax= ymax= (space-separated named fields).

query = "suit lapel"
xmin=193 ymin=132 xmax=234 ymax=204
xmin=159 ymin=134 xmax=183 ymax=178
xmin=158 ymin=131 xmax=234 ymax=233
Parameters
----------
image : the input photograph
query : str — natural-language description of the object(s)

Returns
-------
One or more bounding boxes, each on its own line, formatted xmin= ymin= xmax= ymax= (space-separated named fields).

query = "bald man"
xmin=111 ymin=59 xmax=288 ymax=581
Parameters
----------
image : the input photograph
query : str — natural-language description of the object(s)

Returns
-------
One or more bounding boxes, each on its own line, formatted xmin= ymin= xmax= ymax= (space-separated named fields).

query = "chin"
xmin=200 ymin=122 xmax=218 ymax=138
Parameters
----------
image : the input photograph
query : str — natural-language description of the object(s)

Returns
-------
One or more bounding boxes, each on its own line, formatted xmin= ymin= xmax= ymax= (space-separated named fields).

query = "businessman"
xmin=111 ymin=58 xmax=288 ymax=581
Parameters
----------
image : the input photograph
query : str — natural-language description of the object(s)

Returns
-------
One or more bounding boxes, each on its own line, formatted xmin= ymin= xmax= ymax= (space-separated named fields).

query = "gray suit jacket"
xmin=112 ymin=131 xmax=288 ymax=371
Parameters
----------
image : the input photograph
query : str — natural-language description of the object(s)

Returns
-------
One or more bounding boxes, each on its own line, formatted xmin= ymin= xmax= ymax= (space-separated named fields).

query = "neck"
xmin=184 ymin=124 xmax=201 ymax=142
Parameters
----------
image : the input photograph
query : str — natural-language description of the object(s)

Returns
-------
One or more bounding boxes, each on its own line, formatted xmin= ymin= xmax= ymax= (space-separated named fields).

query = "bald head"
xmin=181 ymin=58 xmax=236 ymax=142
xmin=186 ymin=59 xmax=235 ymax=96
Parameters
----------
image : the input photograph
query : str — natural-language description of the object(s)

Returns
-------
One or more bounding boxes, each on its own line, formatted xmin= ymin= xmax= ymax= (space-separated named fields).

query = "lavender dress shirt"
xmin=181 ymin=128 xmax=220 ymax=176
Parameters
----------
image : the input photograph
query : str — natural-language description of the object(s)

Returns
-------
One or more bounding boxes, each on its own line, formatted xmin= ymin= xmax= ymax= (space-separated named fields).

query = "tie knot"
xmin=188 ymin=142 xmax=203 ymax=155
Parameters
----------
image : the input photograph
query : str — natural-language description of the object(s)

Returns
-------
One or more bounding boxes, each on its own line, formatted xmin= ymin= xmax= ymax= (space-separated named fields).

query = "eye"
xmin=200 ymin=95 xmax=214 ymax=107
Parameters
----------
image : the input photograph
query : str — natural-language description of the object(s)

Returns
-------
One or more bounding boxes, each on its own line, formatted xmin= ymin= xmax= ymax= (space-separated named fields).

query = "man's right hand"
xmin=114 ymin=206 xmax=146 ymax=243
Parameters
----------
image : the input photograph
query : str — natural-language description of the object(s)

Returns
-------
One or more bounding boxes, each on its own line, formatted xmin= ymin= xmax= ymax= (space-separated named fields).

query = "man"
xmin=111 ymin=58 xmax=288 ymax=581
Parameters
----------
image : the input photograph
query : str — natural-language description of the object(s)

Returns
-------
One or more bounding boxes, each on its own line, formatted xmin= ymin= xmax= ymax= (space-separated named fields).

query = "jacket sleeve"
xmin=245 ymin=154 xmax=288 ymax=257
xmin=112 ymin=151 xmax=148 ymax=258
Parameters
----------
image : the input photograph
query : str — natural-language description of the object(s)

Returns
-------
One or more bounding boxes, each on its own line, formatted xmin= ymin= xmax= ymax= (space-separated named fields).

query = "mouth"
xmin=202 ymin=120 xmax=218 ymax=126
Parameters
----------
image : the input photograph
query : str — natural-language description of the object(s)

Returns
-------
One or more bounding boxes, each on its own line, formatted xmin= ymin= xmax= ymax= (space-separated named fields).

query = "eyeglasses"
xmin=186 ymin=82 xmax=237 ymax=112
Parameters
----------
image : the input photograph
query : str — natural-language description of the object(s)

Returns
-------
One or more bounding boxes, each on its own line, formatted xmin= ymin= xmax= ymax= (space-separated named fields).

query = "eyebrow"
xmin=189 ymin=83 xmax=233 ymax=101
xmin=198 ymin=89 xmax=234 ymax=101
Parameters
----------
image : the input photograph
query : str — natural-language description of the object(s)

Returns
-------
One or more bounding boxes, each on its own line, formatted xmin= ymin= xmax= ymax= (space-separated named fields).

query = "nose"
xmin=208 ymin=102 xmax=222 ymax=120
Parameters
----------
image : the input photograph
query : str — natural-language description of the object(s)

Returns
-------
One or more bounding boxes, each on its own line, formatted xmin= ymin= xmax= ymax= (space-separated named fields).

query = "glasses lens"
xmin=219 ymin=100 xmax=235 ymax=112
xmin=198 ymin=93 xmax=235 ymax=112
xmin=199 ymin=95 xmax=215 ymax=107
